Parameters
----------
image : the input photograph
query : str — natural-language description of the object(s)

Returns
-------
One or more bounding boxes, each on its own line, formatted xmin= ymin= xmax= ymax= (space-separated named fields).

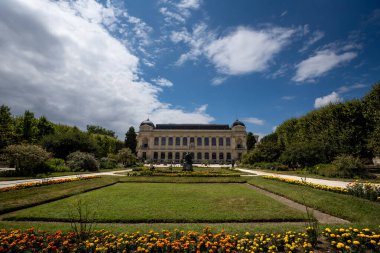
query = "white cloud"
xmin=336 ymin=83 xmax=367 ymax=94
xmin=280 ymin=11 xmax=288 ymax=17
xmin=159 ymin=0 xmax=201 ymax=25
xmin=172 ymin=25 xmax=295 ymax=76
xmin=151 ymin=77 xmax=174 ymax=87
xmin=281 ymin=96 xmax=295 ymax=100
xmin=243 ymin=117 xmax=265 ymax=126
xmin=206 ymin=27 xmax=295 ymax=75
xmin=314 ymin=92 xmax=342 ymax=108
xmin=293 ymin=49 xmax=357 ymax=82
xmin=211 ymin=76 xmax=228 ymax=85
xmin=177 ymin=0 xmax=201 ymax=10
xmin=0 ymin=0 xmax=213 ymax=138
xmin=299 ymin=30 xmax=324 ymax=52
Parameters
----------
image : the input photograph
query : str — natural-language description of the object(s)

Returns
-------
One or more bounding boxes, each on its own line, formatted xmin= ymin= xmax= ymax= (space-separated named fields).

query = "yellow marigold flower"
xmin=353 ymin=241 xmax=360 ymax=245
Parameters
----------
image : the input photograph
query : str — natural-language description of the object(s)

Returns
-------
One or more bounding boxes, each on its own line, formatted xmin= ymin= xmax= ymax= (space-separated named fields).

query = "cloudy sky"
xmin=0 ymin=0 xmax=379 ymax=138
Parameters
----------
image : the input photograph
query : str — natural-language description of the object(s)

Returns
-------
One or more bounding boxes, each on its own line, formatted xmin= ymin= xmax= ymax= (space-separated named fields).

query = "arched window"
xmin=197 ymin=137 xmax=202 ymax=146
xmin=161 ymin=137 xmax=166 ymax=146
xmin=204 ymin=137 xmax=209 ymax=146
xmin=219 ymin=152 xmax=224 ymax=160
xmin=197 ymin=152 xmax=202 ymax=160
xmin=168 ymin=152 xmax=173 ymax=160
xmin=204 ymin=152 xmax=209 ymax=160
xmin=183 ymin=137 xmax=188 ymax=146
xmin=154 ymin=137 xmax=159 ymax=146
xmin=212 ymin=152 xmax=216 ymax=160
xmin=175 ymin=137 xmax=181 ymax=146
xmin=211 ymin=137 xmax=216 ymax=146
xmin=226 ymin=137 xmax=231 ymax=146
xmin=160 ymin=152 xmax=165 ymax=160
xmin=168 ymin=137 xmax=173 ymax=146
xmin=219 ymin=137 xmax=224 ymax=146
xmin=226 ymin=152 xmax=231 ymax=160
xmin=175 ymin=152 xmax=180 ymax=160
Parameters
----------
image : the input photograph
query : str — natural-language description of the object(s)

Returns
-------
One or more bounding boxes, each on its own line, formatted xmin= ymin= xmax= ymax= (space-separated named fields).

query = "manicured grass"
xmin=247 ymin=176 xmax=380 ymax=224
xmin=119 ymin=176 xmax=247 ymax=183
xmin=0 ymin=177 xmax=118 ymax=214
xmin=4 ymin=183 xmax=306 ymax=222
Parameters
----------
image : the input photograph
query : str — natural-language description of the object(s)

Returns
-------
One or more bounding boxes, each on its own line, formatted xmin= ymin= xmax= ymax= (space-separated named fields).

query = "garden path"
xmin=0 ymin=169 xmax=131 ymax=189
xmin=238 ymin=168 xmax=350 ymax=188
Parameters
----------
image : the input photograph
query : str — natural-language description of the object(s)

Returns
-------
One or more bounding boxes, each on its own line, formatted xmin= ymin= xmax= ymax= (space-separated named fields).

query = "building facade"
xmin=136 ymin=119 xmax=247 ymax=164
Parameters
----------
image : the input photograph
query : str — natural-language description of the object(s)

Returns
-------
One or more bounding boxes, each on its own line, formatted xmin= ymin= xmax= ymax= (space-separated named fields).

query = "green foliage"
xmin=0 ymin=105 xmax=15 ymax=149
xmin=246 ymin=132 xmax=256 ymax=150
xmin=87 ymin=125 xmax=115 ymax=138
xmin=241 ymin=133 xmax=282 ymax=164
xmin=99 ymin=157 xmax=117 ymax=170
xmin=331 ymin=154 xmax=366 ymax=178
xmin=66 ymin=151 xmax=99 ymax=171
xmin=253 ymin=162 xmax=290 ymax=171
xmin=4 ymin=144 xmax=51 ymax=175
xmin=36 ymin=116 xmax=55 ymax=139
xmin=44 ymin=158 xmax=69 ymax=172
xmin=116 ymin=148 xmax=136 ymax=167
xmin=279 ymin=141 xmax=330 ymax=167
xmin=22 ymin=110 xmax=38 ymax=143
xmin=124 ymin=127 xmax=137 ymax=154
xmin=90 ymin=134 xmax=123 ymax=158
xmin=42 ymin=128 xmax=100 ymax=159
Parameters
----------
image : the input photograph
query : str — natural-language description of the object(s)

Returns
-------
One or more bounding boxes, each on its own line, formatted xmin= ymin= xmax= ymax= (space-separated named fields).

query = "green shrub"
xmin=45 ymin=158 xmax=69 ymax=172
xmin=312 ymin=163 xmax=340 ymax=177
xmin=116 ymin=148 xmax=136 ymax=167
xmin=253 ymin=162 xmax=290 ymax=171
xmin=99 ymin=157 xmax=117 ymax=170
xmin=3 ymin=144 xmax=51 ymax=175
xmin=332 ymin=155 xmax=366 ymax=178
xmin=67 ymin=151 xmax=99 ymax=172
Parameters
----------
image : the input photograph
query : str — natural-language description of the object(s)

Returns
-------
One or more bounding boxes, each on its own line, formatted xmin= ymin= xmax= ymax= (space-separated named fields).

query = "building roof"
xmin=140 ymin=119 xmax=155 ymax=127
xmin=232 ymin=119 xmax=245 ymax=127
xmin=155 ymin=124 xmax=231 ymax=130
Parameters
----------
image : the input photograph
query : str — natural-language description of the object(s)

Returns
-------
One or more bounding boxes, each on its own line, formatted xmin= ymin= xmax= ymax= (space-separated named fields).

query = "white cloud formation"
xmin=159 ymin=0 xmax=201 ymax=25
xmin=0 ymin=0 xmax=213 ymax=138
xmin=172 ymin=25 xmax=295 ymax=76
xmin=211 ymin=76 xmax=228 ymax=86
xmin=293 ymin=49 xmax=357 ymax=82
xmin=299 ymin=30 xmax=325 ymax=52
xmin=314 ymin=92 xmax=342 ymax=108
xmin=243 ymin=117 xmax=265 ymax=126
xmin=281 ymin=96 xmax=295 ymax=100
xmin=151 ymin=77 xmax=174 ymax=87
xmin=336 ymin=83 xmax=367 ymax=94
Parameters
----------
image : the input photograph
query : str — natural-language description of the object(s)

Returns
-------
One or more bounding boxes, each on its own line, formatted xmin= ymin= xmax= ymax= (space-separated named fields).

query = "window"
xmin=161 ymin=137 xmax=166 ymax=146
xmin=168 ymin=137 xmax=173 ymax=146
xmin=219 ymin=152 xmax=224 ymax=160
xmin=219 ymin=137 xmax=224 ymax=146
xmin=226 ymin=153 xmax=231 ymax=160
xmin=190 ymin=152 xmax=194 ymax=159
xmin=168 ymin=152 xmax=173 ymax=160
xmin=154 ymin=137 xmax=159 ymax=146
xmin=182 ymin=152 xmax=187 ymax=159
xmin=175 ymin=152 xmax=180 ymax=160
xmin=183 ymin=137 xmax=188 ymax=146
xmin=160 ymin=152 xmax=165 ymax=160
xmin=204 ymin=152 xmax=209 ymax=160
xmin=154 ymin=152 xmax=158 ymax=160
xmin=197 ymin=137 xmax=202 ymax=146
xmin=175 ymin=137 xmax=181 ymax=146
xmin=204 ymin=137 xmax=209 ymax=146
xmin=226 ymin=137 xmax=231 ymax=146
xmin=142 ymin=152 xmax=146 ymax=159
xmin=211 ymin=137 xmax=216 ymax=146
xmin=212 ymin=153 xmax=216 ymax=160
xmin=190 ymin=137 xmax=195 ymax=144
xmin=197 ymin=152 xmax=202 ymax=160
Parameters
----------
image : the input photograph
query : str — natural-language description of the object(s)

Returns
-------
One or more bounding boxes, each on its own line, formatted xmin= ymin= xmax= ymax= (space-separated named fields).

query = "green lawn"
xmin=4 ymin=183 xmax=306 ymax=223
xmin=247 ymin=176 xmax=380 ymax=224
xmin=119 ymin=176 xmax=246 ymax=183
xmin=0 ymin=177 xmax=118 ymax=214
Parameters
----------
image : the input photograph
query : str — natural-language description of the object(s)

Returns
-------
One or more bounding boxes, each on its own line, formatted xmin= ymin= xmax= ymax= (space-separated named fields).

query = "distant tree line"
xmin=0 ymin=106 xmax=138 ymax=175
xmin=242 ymin=83 xmax=380 ymax=172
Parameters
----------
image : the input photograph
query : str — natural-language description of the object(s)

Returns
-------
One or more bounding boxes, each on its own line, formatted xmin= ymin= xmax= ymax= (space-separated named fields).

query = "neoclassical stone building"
xmin=137 ymin=119 xmax=247 ymax=164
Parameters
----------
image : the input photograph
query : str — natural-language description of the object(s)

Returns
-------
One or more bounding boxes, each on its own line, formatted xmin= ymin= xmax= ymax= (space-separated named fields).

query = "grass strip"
xmin=118 ymin=176 xmax=246 ymax=183
xmin=247 ymin=177 xmax=380 ymax=224
xmin=4 ymin=183 xmax=306 ymax=222
xmin=0 ymin=177 xmax=118 ymax=214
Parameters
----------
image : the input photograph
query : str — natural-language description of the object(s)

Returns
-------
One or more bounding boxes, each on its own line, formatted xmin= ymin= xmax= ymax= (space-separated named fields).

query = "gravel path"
xmin=246 ymin=184 xmax=349 ymax=224
xmin=238 ymin=168 xmax=351 ymax=188
xmin=0 ymin=169 xmax=131 ymax=189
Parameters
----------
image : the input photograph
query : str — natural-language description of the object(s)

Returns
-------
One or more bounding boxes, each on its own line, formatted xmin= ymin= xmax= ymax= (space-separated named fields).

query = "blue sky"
xmin=0 ymin=0 xmax=379 ymax=138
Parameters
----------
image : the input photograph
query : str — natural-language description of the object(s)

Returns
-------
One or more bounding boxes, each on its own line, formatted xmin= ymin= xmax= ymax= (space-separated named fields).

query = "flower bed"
xmin=0 ymin=176 xmax=99 ymax=193
xmin=1 ymin=226 xmax=379 ymax=252
xmin=323 ymin=226 xmax=380 ymax=253
xmin=262 ymin=176 xmax=348 ymax=194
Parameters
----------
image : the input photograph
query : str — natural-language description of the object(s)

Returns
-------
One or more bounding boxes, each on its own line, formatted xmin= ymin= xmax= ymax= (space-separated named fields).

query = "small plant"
xmin=45 ymin=158 xmax=69 ymax=172
xmin=68 ymin=199 xmax=97 ymax=241
xmin=99 ymin=157 xmax=117 ymax=170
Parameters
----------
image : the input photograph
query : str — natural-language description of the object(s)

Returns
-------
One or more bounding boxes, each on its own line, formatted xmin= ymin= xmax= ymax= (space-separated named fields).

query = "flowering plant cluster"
xmin=0 ymin=227 xmax=318 ymax=253
xmin=323 ymin=226 xmax=380 ymax=252
xmin=262 ymin=176 xmax=348 ymax=194
xmin=346 ymin=181 xmax=380 ymax=202
xmin=0 ymin=176 xmax=99 ymax=193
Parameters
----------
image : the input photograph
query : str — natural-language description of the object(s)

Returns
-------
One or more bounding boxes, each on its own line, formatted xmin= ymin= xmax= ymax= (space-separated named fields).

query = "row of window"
xmin=149 ymin=152 xmax=232 ymax=161
xmin=153 ymin=137 xmax=231 ymax=146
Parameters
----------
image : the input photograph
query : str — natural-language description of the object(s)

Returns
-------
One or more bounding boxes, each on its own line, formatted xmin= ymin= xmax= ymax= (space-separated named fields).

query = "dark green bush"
xmin=253 ymin=162 xmax=290 ymax=171
xmin=99 ymin=157 xmax=117 ymax=170
xmin=45 ymin=158 xmax=69 ymax=172
xmin=332 ymin=155 xmax=366 ymax=178
xmin=67 ymin=151 xmax=99 ymax=172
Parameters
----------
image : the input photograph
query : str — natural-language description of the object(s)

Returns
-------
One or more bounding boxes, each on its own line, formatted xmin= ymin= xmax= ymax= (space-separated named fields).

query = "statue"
xmin=182 ymin=152 xmax=193 ymax=171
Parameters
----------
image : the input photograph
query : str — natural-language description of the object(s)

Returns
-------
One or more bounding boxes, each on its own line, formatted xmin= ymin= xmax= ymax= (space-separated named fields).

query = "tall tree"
xmin=87 ymin=125 xmax=116 ymax=138
xmin=0 ymin=105 xmax=15 ymax=149
xmin=22 ymin=110 xmax=37 ymax=143
xmin=246 ymin=132 xmax=257 ymax=150
xmin=125 ymin=126 xmax=137 ymax=154
xmin=37 ymin=116 xmax=55 ymax=139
